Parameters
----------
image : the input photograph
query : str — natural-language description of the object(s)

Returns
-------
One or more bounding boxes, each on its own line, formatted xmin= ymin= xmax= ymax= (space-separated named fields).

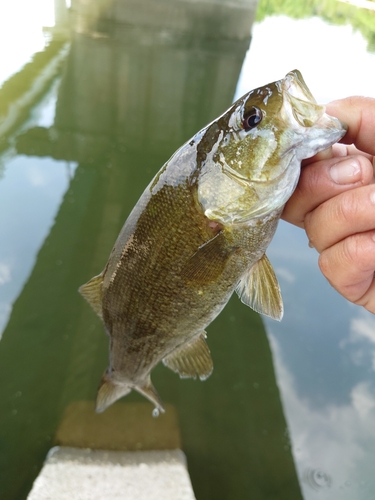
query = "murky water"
xmin=1 ymin=1 xmax=375 ymax=499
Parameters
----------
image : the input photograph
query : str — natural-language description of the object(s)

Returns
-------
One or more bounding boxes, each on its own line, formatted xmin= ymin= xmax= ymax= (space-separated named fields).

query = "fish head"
xmin=198 ymin=70 xmax=347 ymax=223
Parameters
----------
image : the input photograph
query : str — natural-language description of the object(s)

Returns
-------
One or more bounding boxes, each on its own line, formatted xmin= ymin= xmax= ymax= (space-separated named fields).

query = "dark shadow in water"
xmin=0 ymin=1 xmax=302 ymax=498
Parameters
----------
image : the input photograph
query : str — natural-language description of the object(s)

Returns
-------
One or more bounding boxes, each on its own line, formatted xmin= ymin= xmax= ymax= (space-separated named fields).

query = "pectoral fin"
xmin=163 ymin=333 xmax=213 ymax=380
xmin=236 ymin=254 xmax=283 ymax=321
xmin=79 ymin=273 xmax=104 ymax=319
xmin=181 ymin=232 xmax=234 ymax=284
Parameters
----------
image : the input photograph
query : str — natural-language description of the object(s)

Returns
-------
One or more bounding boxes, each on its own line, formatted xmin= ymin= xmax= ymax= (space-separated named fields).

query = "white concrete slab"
xmin=27 ymin=447 xmax=196 ymax=500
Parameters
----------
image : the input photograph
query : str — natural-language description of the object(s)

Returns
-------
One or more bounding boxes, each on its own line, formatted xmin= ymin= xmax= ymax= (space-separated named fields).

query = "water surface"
xmin=0 ymin=1 xmax=375 ymax=499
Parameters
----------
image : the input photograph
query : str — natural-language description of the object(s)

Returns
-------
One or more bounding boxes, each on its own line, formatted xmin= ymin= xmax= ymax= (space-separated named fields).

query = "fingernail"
xmin=329 ymin=158 xmax=361 ymax=184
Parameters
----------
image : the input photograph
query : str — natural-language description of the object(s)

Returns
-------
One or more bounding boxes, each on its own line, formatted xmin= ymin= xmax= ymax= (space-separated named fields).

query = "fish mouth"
xmin=280 ymin=69 xmax=347 ymax=145
xmin=282 ymin=70 xmax=317 ymax=104
xmin=282 ymin=70 xmax=326 ymax=128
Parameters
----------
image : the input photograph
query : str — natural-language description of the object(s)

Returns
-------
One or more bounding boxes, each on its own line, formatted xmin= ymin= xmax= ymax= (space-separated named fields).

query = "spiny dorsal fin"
xmin=135 ymin=377 xmax=165 ymax=413
xmin=79 ymin=273 xmax=104 ymax=319
xmin=96 ymin=371 xmax=131 ymax=413
xmin=236 ymin=254 xmax=283 ymax=321
xmin=163 ymin=333 xmax=213 ymax=381
xmin=181 ymin=233 xmax=235 ymax=284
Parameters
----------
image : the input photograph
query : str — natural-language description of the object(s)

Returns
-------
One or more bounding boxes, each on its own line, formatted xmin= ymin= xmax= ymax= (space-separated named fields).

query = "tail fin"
xmin=135 ymin=376 xmax=165 ymax=414
xmin=95 ymin=370 xmax=165 ymax=414
xmin=95 ymin=370 xmax=131 ymax=413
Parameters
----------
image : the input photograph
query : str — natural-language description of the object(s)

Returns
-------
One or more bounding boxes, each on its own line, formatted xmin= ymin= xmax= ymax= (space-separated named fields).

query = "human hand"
xmin=282 ymin=97 xmax=375 ymax=314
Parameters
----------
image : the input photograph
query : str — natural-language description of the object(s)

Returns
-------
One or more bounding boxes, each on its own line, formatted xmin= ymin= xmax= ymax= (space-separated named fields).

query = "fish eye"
xmin=243 ymin=107 xmax=263 ymax=131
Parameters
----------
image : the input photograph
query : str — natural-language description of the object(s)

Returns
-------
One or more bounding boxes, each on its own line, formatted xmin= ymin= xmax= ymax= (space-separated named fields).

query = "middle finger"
xmin=306 ymin=184 xmax=375 ymax=253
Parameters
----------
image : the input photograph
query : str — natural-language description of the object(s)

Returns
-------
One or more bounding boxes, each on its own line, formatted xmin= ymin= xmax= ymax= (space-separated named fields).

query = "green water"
xmin=0 ymin=1 xmax=302 ymax=498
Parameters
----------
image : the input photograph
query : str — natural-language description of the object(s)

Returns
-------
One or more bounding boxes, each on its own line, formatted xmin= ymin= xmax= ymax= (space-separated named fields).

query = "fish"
xmin=79 ymin=70 xmax=346 ymax=414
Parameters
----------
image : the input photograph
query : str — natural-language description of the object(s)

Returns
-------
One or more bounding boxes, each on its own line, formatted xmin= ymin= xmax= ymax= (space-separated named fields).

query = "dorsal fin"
xmin=236 ymin=254 xmax=283 ymax=321
xmin=79 ymin=273 xmax=104 ymax=319
xmin=163 ymin=333 xmax=213 ymax=381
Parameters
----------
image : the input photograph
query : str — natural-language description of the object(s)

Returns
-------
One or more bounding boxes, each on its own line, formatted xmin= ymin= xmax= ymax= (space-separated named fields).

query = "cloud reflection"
xmin=0 ymin=262 xmax=11 ymax=285
xmin=268 ymin=332 xmax=375 ymax=499
xmin=274 ymin=266 xmax=295 ymax=284
xmin=340 ymin=311 xmax=375 ymax=372
xmin=350 ymin=313 xmax=375 ymax=345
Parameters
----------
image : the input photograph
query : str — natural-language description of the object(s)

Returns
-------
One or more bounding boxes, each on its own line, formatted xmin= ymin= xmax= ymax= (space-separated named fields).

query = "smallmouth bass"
xmin=79 ymin=70 xmax=346 ymax=413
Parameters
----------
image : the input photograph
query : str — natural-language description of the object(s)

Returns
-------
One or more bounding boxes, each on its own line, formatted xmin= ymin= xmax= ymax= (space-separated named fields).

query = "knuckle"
xmin=341 ymin=236 xmax=360 ymax=267
xmin=318 ymin=231 xmax=375 ymax=309
xmin=318 ymin=251 xmax=332 ymax=279
xmin=318 ymin=234 xmax=365 ymax=280
xmin=335 ymin=190 xmax=359 ymax=226
xmin=300 ymin=166 xmax=322 ymax=198
xmin=306 ymin=191 xmax=360 ymax=249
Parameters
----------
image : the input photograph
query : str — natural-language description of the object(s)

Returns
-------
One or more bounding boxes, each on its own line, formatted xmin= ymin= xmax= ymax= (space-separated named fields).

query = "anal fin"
xmin=163 ymin=333 xmax=213 ymax=381
xmin=79 ymin=273 xmax=104 ymax=320
xmin=236 ymin=254 xmax=283 ymax=321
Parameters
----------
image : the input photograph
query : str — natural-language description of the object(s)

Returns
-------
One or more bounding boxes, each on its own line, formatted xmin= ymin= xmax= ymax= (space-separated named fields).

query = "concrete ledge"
xmin=27 ymin=447 xmax=196 ymax=500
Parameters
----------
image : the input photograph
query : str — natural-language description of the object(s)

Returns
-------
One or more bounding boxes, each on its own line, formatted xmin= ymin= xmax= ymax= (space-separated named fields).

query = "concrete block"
xmin=27 ymin=447 xmax=196 ymax=500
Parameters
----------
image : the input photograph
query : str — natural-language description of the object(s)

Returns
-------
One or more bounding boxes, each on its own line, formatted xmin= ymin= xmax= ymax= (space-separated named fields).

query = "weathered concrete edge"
xmin=27 ymin=447 xmax=197 ymax=500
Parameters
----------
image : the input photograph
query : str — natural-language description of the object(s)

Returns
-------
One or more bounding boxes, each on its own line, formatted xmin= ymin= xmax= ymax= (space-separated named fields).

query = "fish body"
xmin=80 ymin=70 xmax=346 ymax=413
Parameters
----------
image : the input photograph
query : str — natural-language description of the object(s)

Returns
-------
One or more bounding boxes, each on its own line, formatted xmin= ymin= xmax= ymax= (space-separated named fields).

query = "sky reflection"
xmin=235 ymin=15 xmax=375 ymax=103
xmin=269 ymin=333 xmax=375 ymax=499
xmin=0 ymin=154 xmax=77 ymax=337
xmin=0 ymin=0 xmax=54 ymax=87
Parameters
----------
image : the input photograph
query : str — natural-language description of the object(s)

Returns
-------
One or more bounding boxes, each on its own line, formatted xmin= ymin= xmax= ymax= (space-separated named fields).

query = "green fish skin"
xmin=79 ymin=70 xmax=347 ymax=414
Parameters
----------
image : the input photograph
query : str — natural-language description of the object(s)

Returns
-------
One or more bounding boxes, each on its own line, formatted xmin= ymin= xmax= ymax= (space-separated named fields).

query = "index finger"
xmin=303 ymin=143 xmax=374 ymax=166
xmin=326 ymin=97 xmax=375 ymax=156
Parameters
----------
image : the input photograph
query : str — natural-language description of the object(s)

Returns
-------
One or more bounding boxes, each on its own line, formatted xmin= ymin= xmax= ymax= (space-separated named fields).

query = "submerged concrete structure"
xmin=28 ymin=448 xmax=196 ymax=500
xmin=27 ymin=402 xmax=195 ymax=499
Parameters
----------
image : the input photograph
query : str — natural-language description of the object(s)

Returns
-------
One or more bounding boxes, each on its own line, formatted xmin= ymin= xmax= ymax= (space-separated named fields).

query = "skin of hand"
xmin=282 ymin=97 xmax=375 ymax=314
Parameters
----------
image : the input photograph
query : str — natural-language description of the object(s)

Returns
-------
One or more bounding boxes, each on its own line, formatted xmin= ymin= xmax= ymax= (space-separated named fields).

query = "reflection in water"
xmin=0 ymin=40 xmax=69 ymax=145
xmin=347 ymin=311 xmax=375 ymax=367
xmin=269 ymin=334 xmax=375 ymax=499
xmin=236 ymin=12 xmax=375 ymax=500
xmin=0 ymin=1 xmax=303 ymax=499
xmin=235 ymin=15 xmax=375 ymax=103
xmin=0 ymin=155 xmax=77 ymax=337
xmin=17 ymin=1 xmax=254 ymax=161
xmin=0 ymin=0 xmax=55 ymax=86
xmin=255 ymin=0 xmax=375 ymax=52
